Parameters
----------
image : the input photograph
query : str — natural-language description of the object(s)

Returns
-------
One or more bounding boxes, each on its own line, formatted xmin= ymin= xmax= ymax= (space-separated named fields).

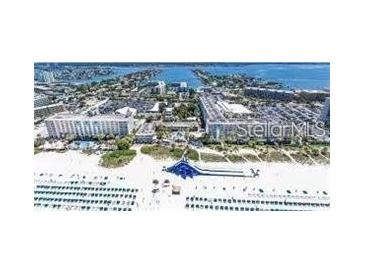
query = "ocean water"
xmin=57 ymin=63 xmax=330 ymax=90
xmin=150 ymin=66 xmax=203 ymax=88
xmin=201 ymin=63 xmax=330 ymax=90
xmin=148 ymin=63 xmax=330 ymax=90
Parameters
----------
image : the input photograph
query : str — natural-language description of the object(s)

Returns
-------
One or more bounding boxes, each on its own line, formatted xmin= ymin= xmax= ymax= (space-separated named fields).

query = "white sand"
xmin=34 ymin=150 xmax=330 ymax=210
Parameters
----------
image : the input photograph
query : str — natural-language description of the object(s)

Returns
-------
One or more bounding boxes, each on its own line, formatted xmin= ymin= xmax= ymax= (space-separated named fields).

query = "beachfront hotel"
xmin=45 ymin=113 xmax=134 ymax=139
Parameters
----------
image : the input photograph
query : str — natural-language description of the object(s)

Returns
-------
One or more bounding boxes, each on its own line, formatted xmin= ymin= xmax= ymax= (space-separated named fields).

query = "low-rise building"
xmin=34 ymin=94 xmax=50 ymax=108
xmin=135 ymin=123 xmax=156 ymax=144
xmin=163 ymin=107 xmax=174 ymax=121
xmin=34 ymin=102 xmax=65 ymax=118
xmin=171 ymin=131 xmax=187 ymax=144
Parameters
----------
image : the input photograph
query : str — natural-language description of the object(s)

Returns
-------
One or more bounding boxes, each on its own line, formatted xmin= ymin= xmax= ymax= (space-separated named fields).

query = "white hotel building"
xmin=45 ymin=114 xmax=134 ymax=139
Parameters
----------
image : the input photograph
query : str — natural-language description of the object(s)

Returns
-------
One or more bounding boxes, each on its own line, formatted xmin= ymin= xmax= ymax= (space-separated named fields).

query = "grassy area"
xmin=242 ymin=153 xmax=261 ymax=162
xmin=100 ymin=149 xmax=137 ymax=168
xmin=290 ymin=152 xmax=313 ymax=165
xmin=311 ymin=154 xmax=330 ymax=165
xmin=320 ymin=147 xmax=330 ymax=158
xmin=34 ymin=146 xmax=42 ymax=155
xmin=170 ymin=147 xmax=185 ymax=159
xmin=200 ymin=152 xmax=227 ymax=162
xmin=140 ymin=145 xmax=183 ymax=160
xmin=227 ymin=154 xmax=246 ymax=162
xmin=186 ymin=149 xmax=199 ymax=161
xmin=258 ymin=150 xmax=291 ymax=162
xmin=141 ymin=145 xmax=199 ymax=161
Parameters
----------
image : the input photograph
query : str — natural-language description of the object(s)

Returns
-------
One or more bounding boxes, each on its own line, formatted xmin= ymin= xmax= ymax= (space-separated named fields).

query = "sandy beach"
xmin=34 ymin=149 xmax=329 ymax=210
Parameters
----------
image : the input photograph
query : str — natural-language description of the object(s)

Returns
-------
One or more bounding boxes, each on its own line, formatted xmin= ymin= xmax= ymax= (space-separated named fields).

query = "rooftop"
xmin=217 ymin=100 xmax=251 ymax=114
xmin=116 ymin=107 xmax=137 ymax=116
xmin=34 ymin=102 xmax=64 ymax=111
xmin=136 ymin=122 xmax=155 ymax=135
xmin=46 ymin=113 xmax=131 ymax=122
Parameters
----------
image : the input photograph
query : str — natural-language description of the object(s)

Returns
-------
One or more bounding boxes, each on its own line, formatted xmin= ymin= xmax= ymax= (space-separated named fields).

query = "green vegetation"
xmin=34 ymin=146 xmax=42 ymax=155
xmin=100 ymin=149 xmax=137 ymax=168
xmin=169 ymin=147 xmax=185 ymax=159
xmin=99 ymin=134 xmax=137 ymax=168
xmin=321 ymin=146 xmax=330 ymax=159
xmin=242 ymin=153 xmax=261 ymax=162
xmin=227 ymin=154 xmax=246 ymax=162
xmin=206 ymin=141 xmax=330 ymax=164
xmin=116 ymin=134 xmax=134 ymax=150
xmin=156 ymin=93 xmax=178 ymax=102
xmin=200 ymin=152 xmax=227 ymax=162
xmin=140 ymin=145 xmax=199 ymax=161
xmin=141 ymin=145 xmax=170 ymax=159
xmin=117 ymin=139 xmax=131 ymax=150
xmin=311 ymin=154 xmax=330 ymax=165
xmin=258 ymin=150 xmax=291 ymax=162
xmin=186 ymin=149 xmax=199 ymax=161
xmin=200 ymin=134 xmax=215 ymax=145
xmin=34 ymin=135 xmax=45 ymax=155
xmin=141 ymin=145 xmax=183 ymax=160
xmin=290 ymin=152 xmax=312 ymax=165
xmin=173 ymin=102 xmax=198 ymax=120
xmin=155 ymin=124 xmax=170 ymax=140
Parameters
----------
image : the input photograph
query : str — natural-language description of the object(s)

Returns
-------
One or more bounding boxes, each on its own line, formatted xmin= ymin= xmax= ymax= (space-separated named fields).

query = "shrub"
xmin=100 ymin=149 xmax=137 ymax=168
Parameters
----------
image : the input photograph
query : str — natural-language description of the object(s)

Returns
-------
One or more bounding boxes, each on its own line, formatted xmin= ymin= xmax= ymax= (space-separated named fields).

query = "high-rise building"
xmin=37 ymin=70 xmax=55 ymax=83
xmin=45 ymin=114 xmax=134 ymax=139
xmin=170 ymin=82 xmax=188 ymax=92
xmin=150 ymin=81 xmax=166 ymax=94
